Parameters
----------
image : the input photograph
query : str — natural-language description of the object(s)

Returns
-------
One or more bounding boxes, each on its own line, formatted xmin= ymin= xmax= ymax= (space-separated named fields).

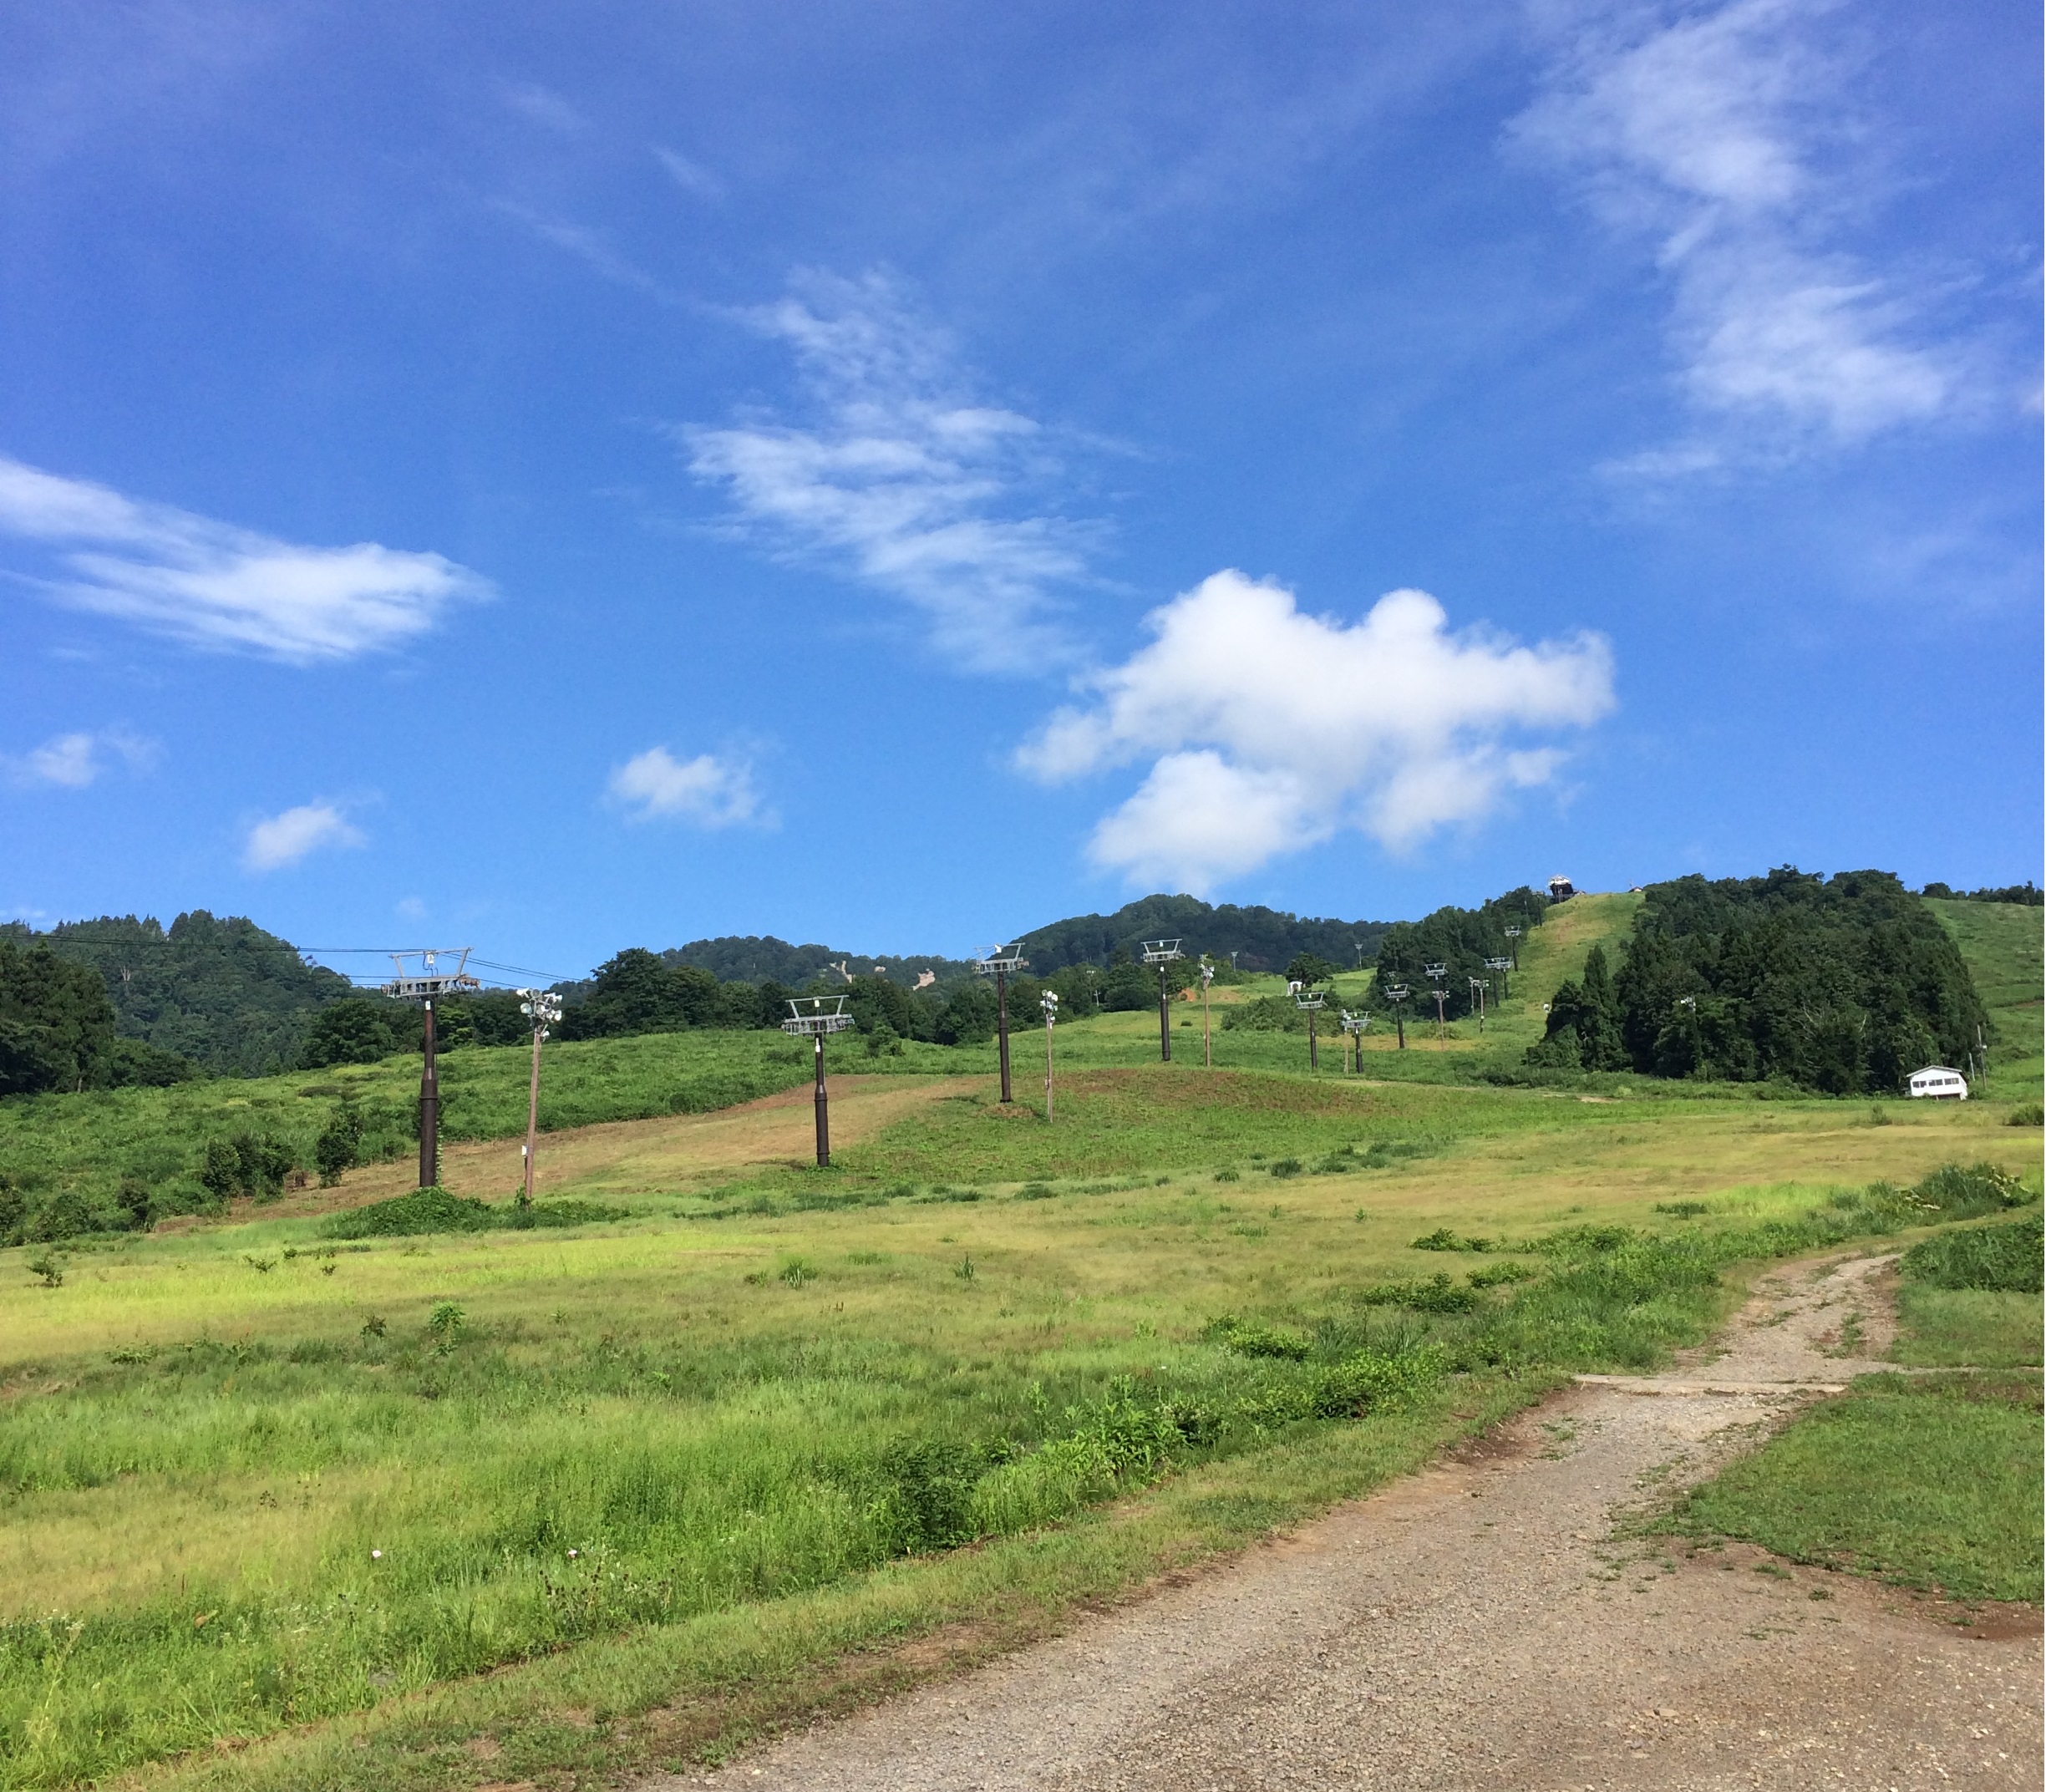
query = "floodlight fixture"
xmin=515 ymin=987 xmax=565 ymax=1208
xmin=782 ymin=996 xmax=855 ymax=1166
xmin=1140 ymin=938 xmax=1184 ymax=1062
xmin=974 ymin=943 xmax=1028 ymax=1104
xmin=381 ymin=948 xmax=482 ymax=1190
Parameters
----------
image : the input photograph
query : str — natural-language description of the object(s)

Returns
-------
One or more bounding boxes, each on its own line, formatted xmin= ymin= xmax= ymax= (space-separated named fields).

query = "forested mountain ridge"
xmin=5 ymin=912 xmax=353 ymax=1076
xmin=1015 ymin=894 xmax=1388 ymax=975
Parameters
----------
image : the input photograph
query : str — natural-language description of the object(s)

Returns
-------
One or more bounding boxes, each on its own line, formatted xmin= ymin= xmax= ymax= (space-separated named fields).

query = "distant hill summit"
xmin=1015 ymin=894 xmax=1388 ymax=975
xmin=8 ymin=911 xmax=353 ymax=1076
xmin=662 ymin=936 xmax=977 ymax=988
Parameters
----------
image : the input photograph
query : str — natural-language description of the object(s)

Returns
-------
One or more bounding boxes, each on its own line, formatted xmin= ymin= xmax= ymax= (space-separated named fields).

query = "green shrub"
xmin=1411 ymin=1227 xmax=1490 ymax=1252
xmin=2007 ymin=1102 xmax=2043 ymax=1127
xmin=1900 ymin=1213 xmax=2043 ymax=1293
xmin=1358 ymin=1272 xmax=1480 ymax=1314
xmin=1204 ymin=1317 xmax=1312 ymax=1360
xmin=323 ymin=1188 xmax=629 ymax=1240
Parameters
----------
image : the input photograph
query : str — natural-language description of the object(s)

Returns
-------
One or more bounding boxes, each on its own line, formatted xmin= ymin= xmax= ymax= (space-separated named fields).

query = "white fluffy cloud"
xmin=607 ymin=746 xmax=768 ymax=828
xmin=1512 ymin=0 xmax=1957 ymax=458
xmin=0 ymin=456 xmax=489 ymax=662
xmin=243 ymin=801 xmax=366 ymax=872
xmin=4 ymin=727 xmax=156 ymax=790
xmin=681 ymin=272 xmax=1092 ymax=671
xmin=1019 ymin=571 xmax=1614 ymax=892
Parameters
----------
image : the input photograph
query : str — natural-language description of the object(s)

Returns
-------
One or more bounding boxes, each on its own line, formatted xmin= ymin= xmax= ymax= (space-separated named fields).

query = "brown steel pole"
xmin=1202 ymin=978 xmax=1211 ymax=1068
xmin=1044 ymin=1012 xmax=1054 ymax=1123
xmin=813 ymin=1031 xmax=830 ymax=1167
xmin=521 ymin=1022 xmax=541 ymax=1207
xmin=1158 ymin=966 xmax=1171 ymax=1062
xmin=996 ymin=968 xmax=1013 ymax=1103
xmin=1307 ymin=1005 xmax=1318 ymax=1071
xmin=418 ymin=999 xmax=439 ymax=1189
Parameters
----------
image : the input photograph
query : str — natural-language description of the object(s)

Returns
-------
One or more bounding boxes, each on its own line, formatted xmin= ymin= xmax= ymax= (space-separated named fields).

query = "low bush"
xmin=1412 ymin=1227 xmax=1491 ymax=1251
xmin=324 ymin=1188 xmax=630 ymax=1240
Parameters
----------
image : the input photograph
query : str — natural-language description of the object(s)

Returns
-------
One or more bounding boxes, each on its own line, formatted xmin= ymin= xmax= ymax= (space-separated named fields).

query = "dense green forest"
xmin=0 ymin=937 xmax=208 ymax=1096
xmin=4 ymin=912 xmax=353 ymax=1074
xmin=1530 ymin=868 xmax=1988 ymax=1093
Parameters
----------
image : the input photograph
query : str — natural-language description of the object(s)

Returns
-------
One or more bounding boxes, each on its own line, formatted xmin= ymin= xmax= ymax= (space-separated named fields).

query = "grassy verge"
xmin=1666 ymin=1373 xmax=2043 ymax=1602
xmin=1660 ymin=1198 xmax=2045 ymax=1603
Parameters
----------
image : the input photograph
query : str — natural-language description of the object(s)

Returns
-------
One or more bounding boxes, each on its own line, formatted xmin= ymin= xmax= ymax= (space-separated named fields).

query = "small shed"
xmin=1906 ymin=1065 xmax=1969 ymax=1100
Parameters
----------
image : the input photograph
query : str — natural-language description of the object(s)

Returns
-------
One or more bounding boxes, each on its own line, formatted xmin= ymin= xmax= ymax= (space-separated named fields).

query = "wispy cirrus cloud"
xmin=243 ymin=800 xmax=365 ymax=871
xmin=1512 ymin=0 xmax=1963 ymax=465
xmin=607 ymin=746 xmax=770 ymax=829
xmin=3 ymin=727 xmax=157 ymax=791
xmin=680 ymin=271 xmax=1096 ymax=672
xmin=1020 ymin=571 xmax=1614 ymax=893
xmin=0 ymin=456 xmax=489 ymax=662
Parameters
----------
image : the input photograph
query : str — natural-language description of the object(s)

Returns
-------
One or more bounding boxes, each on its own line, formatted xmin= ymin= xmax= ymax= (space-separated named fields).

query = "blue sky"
xmin=1 ymin=0 xmax=2040 ymax=982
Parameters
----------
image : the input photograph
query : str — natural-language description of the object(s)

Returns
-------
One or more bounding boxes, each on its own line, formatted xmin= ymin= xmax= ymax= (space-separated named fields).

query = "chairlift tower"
xmin=1485 ymin=956 xmax=1514 ymax=1003
xmin=1383 ymin=982 xmax=1409 ymax=1050
xmin=515 ymin=989 xmax=563 ymax=1207
xmin=1501 ymin=926 xmax=1522 ymax=971
xmin=1199 ymin=959 xmax=1216 ymax=1069
xmin=1290 ymin=979 xmax=1328 ymax=1071
xmin=1423 ymin=962 xmax=1449 ymax=1047
xmin=974 ymin=943 xmax=1028 ymax=1104
xmin=1140 ymin=939 xmax=1184 ymax=1063
xmin=1040 ymin=989 xmax=1059 ymax=1122
xmin=782 ymin=995 xmax=854 ymax=1167
xmin=1339 ymin=1008 xmax=1370 ymax=1074
xmin=381 ymin=948 xmax=481 ymax=1188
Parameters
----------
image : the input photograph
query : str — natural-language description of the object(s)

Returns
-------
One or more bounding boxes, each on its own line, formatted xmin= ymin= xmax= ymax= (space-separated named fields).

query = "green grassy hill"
xmin=1926 ymin=896 xmax=2043 ymax=1105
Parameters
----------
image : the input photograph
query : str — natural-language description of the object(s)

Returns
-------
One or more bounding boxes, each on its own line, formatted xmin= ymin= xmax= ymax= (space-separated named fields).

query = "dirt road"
xmin=667 ymin=1256 xmax=2042 ymax=1790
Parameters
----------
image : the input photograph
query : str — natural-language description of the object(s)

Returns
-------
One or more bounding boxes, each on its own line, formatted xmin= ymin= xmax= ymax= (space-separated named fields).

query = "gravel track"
xmin=655 ymin=1253 xmax=2041 ymax=1791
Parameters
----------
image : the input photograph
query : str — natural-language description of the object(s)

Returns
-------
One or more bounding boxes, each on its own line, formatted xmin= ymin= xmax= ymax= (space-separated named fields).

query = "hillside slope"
xmin=1926 ymin=896 xmax=2043 ymax=1104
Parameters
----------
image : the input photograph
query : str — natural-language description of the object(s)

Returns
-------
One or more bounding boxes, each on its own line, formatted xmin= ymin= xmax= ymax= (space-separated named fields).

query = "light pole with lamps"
xmin=515 ymin=988 xmax=562 ymax=1207
xmin=1040 ymin=988 xmax=1059 ymax=1120
xmin=1290 ymin=978 xmax=1327 ymax=1071
xmin=1199 ymin=959 xmax=1216 ymax=1067
xmin=1424 ymin=962 xmax=1449 ymax=1047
